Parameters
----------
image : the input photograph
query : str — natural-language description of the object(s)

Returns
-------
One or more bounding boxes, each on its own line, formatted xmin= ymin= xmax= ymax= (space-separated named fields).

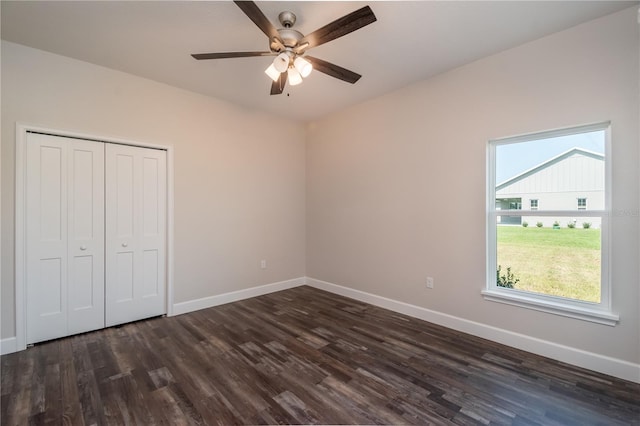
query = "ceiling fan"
xmin=191 ymin=1 xmax=377 ymax=95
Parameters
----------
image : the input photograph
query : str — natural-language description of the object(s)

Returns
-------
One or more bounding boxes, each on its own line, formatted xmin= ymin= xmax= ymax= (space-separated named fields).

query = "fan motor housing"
xmin=277 ymin=28 xmax=303 ymax=48
xmin=276 ymin=11 xmax=302 ymax=48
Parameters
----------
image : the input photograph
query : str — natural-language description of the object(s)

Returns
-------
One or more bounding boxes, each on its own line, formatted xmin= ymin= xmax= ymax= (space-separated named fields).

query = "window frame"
xmin=483 ymin=122 xmax=618 ymax=326
xmin=578 ymin=197 xmax=587 ymax=210
xmin=530 ymin=199 xmax=538 ymax=210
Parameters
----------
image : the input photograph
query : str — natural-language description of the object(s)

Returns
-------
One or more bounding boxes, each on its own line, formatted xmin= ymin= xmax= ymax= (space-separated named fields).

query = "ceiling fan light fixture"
xmin=264 ymin=63 xmax=281 ymax=82
xmin=273 ymin=52 xmax=290 ymax=73
xmin=294 ymin=56 xmax=312 ymax=78
xmin=288 ymin=66 xmax=303 ymax=86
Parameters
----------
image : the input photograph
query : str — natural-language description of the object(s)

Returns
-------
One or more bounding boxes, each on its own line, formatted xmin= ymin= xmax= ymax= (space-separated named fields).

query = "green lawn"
xmin=496 ymin=226 xmax=601 ymax=302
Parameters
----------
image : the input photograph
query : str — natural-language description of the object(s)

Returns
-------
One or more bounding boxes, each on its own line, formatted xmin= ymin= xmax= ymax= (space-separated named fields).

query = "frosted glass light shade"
xmin=294 ymin=56 xmax=312 ymax=78
xmin=264 ymin=63 xmax=280 ymax=82
xmin=273 ymin=52 xmax=290 ymax=73
xmin=288 ymin=67 xmax=303 ymax=86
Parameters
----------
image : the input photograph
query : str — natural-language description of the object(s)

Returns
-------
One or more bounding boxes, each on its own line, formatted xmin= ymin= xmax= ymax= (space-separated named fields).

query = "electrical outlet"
xmin=261 ymin=260 xmax=267 ymax=269
xmin=426 ymin=277 xmax=434 ymax=289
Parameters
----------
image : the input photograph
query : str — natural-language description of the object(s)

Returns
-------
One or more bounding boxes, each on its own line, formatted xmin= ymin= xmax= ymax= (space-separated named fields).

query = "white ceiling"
xmin=2 ymin=1 xmax=636 ymax=122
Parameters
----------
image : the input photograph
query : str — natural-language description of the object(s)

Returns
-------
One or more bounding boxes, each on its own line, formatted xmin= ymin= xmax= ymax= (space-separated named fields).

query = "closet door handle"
xmin=122 ymin=242 xmax=128 ymax=247
xmin=80 ymin=245 xmax=87 ymax=251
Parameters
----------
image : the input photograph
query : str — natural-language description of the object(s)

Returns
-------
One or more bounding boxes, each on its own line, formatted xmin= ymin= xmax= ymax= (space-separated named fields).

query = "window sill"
xmin=481 ymin=289 xmax=619 ymax=326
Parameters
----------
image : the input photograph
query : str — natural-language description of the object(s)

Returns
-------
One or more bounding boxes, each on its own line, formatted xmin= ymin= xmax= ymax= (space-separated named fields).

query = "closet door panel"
xmin=141 ymin=154 xmax=166 ymax=300
xmin=110 ymin=150 xmax=137 ymax=306
xmin=26 ymin=134 xmax=105 ymax=343
xmin=115 ymin=252 xmax=135 ymax=302
xmin=38 ymin=145 xmax=64 ymax=242
xmin=26 ymin=134 xmax=69 ymax=343
xmin=67 ymin=140 xmax=105 ymax=335
xmin=142 ymin=250 xmax=159 ymax=298
xmin=69 ymin=256 xmax=94 ymax=309
xmin=115 ymin=154 xmax=135 ymax=238
xmin=106 ymin=144 xmax=166 ymax=326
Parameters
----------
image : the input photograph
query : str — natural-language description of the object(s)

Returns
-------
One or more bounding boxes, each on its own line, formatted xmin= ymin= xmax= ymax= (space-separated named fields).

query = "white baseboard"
xmin=1 ymin=337 xmax=17 ymax=355
xmin=305 ymin=277 xmax=640 ymax=384
xmin=5 ymin=275 xmax=637 ymax=383
xmin=1 ymin=277 xmax=306 ymax=355
xmin=171 ymin=277 xmax=306 ymax=316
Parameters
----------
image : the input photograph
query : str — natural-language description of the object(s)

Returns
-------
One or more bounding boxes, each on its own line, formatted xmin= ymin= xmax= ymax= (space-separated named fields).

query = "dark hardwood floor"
xmin=2 ymin=286 xmax=639 ymax=425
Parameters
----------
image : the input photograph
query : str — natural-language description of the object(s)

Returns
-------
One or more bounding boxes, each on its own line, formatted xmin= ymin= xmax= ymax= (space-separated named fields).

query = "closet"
xmin=25 ymin=132 xmax=167 ymax=344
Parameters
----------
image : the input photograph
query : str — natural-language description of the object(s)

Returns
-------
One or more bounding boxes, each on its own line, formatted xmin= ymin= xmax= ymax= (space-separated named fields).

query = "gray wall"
xmin=306 ymin=7 xmax=639 ymax=364
xmin=2 ymin=41 xmax=307 ymax=338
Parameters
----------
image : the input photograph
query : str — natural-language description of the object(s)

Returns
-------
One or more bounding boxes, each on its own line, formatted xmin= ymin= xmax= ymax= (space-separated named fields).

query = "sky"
xmin=495 ymin=130 xmax=605 ymax=184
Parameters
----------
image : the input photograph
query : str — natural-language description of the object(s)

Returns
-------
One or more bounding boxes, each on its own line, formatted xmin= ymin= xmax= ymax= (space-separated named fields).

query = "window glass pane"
xmin=496 ymin=131 xmax=605 ymax=215
xmin=496 ymin=217 xmax=601 ymax=303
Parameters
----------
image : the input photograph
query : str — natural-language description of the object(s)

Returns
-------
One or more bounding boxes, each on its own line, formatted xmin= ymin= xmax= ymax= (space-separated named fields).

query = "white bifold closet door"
xmin=105 ymin=144 xmax=167 ymax=327
xmin=25 ymin=133 xmax=167 ymax=345
xmin=26 ymin=133 xmax=105 ymax=343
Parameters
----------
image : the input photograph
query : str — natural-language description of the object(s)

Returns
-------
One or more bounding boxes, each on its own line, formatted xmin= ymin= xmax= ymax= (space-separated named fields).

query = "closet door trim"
xmin=14 ymin=123 xmax=175 ymax=352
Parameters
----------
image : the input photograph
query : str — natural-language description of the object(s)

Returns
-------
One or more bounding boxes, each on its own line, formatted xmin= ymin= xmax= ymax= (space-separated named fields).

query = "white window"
xmin=578 ymin=197 xmax=587 ymax=210
xmin=484 ymin=122 xmax=618 ymax=325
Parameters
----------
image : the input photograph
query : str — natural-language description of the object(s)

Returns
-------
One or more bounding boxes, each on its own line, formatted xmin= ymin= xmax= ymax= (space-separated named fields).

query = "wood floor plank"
xmin=60 ymin=339 xmax=84 ymax=426
xmin=2 ymin=286 xmax=639 ymax=425
xmin=148 ymin=386 xmax=189 ymax=426
xmin=5 ymin=350 xmax=35 ymax=425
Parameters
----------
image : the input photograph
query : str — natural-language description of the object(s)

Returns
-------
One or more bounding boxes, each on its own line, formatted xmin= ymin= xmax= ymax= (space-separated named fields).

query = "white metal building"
xmin=496 ymin=148 xmax=604 ymax=228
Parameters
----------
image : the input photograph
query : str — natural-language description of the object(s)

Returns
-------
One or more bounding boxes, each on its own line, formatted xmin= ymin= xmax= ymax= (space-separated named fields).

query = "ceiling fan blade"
xmin=270 ymin=72 xmax=287 ymax=95
xmin=301 ymin=6 xmax=376 ymax=49
xmin=305 ymin=56 xmax=361 ymax=84
xmin=234 ymin=1 xmax=279 ymax=40
xmin=191 ymin=51 xmax=274 ymax=60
